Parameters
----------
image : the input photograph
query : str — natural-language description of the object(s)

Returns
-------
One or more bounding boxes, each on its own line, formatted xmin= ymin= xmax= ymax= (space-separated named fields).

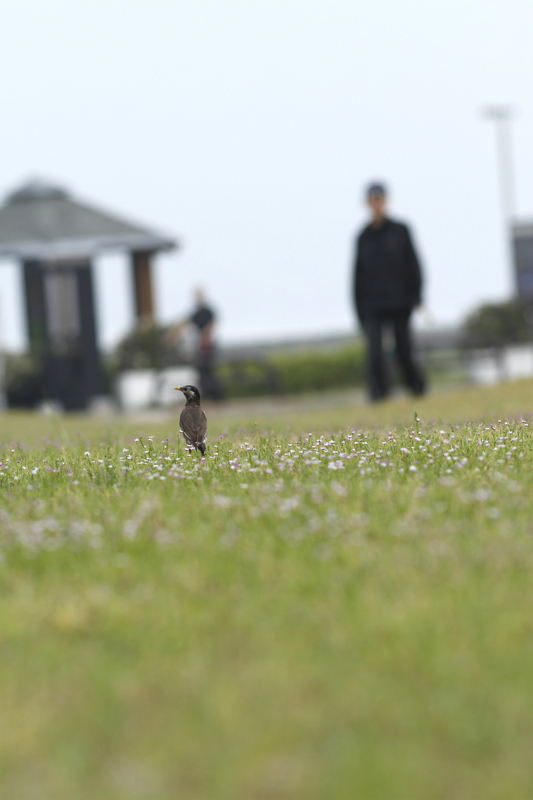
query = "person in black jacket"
xmin=353 ymin=183 xmax=425 ymax=401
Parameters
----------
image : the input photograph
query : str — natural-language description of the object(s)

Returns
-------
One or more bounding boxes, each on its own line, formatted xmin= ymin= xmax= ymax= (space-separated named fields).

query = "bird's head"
xmin=174 ymin=385 xmax=201 ymax=403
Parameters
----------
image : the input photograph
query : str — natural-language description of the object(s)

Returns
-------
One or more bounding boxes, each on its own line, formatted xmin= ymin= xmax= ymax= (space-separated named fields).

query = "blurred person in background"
xmin=353 ymin=182 xmax=426 ymax=401
xmin=168 ymin=289 xmax=223 ymax=401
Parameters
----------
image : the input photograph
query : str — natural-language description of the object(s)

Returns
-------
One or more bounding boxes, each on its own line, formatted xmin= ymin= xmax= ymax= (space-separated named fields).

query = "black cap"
xmin=366 ymin=182 xmax=387 ymax=199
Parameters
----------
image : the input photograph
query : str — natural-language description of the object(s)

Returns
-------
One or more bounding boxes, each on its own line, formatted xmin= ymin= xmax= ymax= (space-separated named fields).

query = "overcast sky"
xmin=0 ymin=0 xmax=532 ymax=350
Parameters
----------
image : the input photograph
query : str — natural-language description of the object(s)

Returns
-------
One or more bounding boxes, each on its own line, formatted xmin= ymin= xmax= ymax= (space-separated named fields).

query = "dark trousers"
xmin=195 ymin=347 xmax=223 ymax=401
xmin=363 ymin=309 xmax=425 ymax=401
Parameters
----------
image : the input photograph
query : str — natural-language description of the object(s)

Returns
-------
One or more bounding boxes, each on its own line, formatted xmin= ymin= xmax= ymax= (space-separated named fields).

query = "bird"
xmin=174 ymin=385 xmax=208 ymax=456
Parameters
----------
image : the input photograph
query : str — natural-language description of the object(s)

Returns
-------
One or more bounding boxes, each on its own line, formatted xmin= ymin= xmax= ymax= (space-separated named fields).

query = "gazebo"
xmin=0 ymin=180 xmax=177 ymax=409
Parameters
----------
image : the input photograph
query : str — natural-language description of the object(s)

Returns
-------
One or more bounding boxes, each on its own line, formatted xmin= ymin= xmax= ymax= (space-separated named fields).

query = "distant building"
xmin=513 ymin=222 xmax=533 ymax=301
xmin=0 ymin=180 xmax=178 ymax=409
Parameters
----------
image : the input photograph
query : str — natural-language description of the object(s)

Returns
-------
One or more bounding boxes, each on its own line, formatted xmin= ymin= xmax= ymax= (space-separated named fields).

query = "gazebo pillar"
xmin=23 ymin=260 xmax=48 ymax=353
xmin=131 ymin=250 xmax=155 ymax=323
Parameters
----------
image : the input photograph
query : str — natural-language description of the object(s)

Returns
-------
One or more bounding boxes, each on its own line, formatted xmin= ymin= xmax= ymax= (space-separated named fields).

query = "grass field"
xmin=2 ymin=380 xmax=533 ymax=799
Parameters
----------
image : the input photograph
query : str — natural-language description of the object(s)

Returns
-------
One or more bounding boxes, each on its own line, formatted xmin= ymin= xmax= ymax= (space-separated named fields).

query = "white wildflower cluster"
xmin=0 ymin=509 xmax=102 ymax=553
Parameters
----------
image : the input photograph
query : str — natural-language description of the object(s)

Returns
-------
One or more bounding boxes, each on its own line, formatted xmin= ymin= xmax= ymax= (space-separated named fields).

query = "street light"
xmin=483 ymin=105 xmax=516 ymax=221
xmin=483 ymin=105 xmax=517 ymax=292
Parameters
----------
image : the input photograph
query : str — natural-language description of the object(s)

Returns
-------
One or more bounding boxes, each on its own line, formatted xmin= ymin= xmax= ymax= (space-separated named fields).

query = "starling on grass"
xmin=174 ymin=385 xmax=208 ymax=456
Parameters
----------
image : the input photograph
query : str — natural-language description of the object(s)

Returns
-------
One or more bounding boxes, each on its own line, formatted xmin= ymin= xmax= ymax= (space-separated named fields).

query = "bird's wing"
xmin=179 ymin=407 xmax=194 ymax=445
xmin=196 ymin=409 xmax=208 ymax=444
xmin=180 ymin=407 xmax=208 ymax=446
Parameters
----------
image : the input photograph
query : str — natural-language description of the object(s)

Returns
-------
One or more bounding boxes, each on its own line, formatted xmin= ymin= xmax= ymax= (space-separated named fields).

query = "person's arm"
xmin=165 ymin=318 xmax=190 ymax=345
xmin=404 ymin=226 xmax=422 ymax=307
xmin=353 ymin=236 xmax=366 ymax=323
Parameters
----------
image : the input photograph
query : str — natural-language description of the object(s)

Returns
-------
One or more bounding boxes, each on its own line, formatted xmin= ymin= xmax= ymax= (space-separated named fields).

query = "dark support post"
xmin=77 ymin=264 xmax=104 ymax=401
xmin=23 ymin=261 xmax=48 ymax=352
xmin=131 ymin=250 xmax=155 ymax=323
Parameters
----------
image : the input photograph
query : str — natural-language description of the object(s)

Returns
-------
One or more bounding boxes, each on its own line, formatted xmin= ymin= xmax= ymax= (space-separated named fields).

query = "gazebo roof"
xmin=0 ymin=179 xmax=177 ymax=261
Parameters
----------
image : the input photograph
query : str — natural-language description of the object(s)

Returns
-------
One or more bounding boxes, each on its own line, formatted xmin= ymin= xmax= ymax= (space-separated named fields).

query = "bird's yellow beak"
xmin=174 ymin=386 xmax=181 ymax=391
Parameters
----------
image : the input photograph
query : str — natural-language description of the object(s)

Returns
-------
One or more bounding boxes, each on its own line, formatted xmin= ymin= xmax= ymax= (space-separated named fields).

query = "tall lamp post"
xmin=483 ymin=105 xmax=517 ymax=293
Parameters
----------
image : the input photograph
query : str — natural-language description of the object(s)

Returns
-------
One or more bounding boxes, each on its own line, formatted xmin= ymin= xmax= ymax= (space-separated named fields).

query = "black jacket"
xmin=353 ymin=218 xmax=422 ymax=321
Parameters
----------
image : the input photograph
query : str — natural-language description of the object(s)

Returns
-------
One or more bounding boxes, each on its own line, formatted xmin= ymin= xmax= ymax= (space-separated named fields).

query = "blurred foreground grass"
xmin=1 ymin=380 xmax=533 ymax=799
